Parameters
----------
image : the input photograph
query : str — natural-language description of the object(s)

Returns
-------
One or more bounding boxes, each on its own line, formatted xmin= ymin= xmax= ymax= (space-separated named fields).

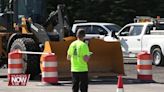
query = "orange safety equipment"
xmin=8 ymin=50 xmax=23 ymax=79
xmin=41 ymin=53 xmax=58 ymax=85
xmin=137 ymin=51 xmax=153 ymax=80
xmin=117 ymin=75 xmax=124 ymax=92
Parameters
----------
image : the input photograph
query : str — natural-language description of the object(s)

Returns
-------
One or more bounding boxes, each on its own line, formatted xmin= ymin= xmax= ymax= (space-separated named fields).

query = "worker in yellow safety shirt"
xmin=67 ymin=28 xmax=92 ymax=92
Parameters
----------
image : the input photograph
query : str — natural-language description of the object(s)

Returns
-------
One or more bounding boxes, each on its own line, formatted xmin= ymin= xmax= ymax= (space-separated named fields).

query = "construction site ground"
xmin=0 ymin=58 xmax=164 ymax=92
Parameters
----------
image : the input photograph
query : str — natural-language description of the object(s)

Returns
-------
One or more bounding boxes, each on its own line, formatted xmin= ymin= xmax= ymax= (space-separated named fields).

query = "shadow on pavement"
xmin=89 ymin=76 xmax=164 ymax=85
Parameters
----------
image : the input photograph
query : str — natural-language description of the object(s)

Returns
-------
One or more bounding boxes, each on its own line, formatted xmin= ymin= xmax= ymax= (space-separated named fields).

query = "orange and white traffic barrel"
xmin=137 ymin=51 xmax=153 ymax=80
xmin=42 ymin=53 xmax=58 ymax=85
xmin=8 ymin=50 xmax=23 ymax=75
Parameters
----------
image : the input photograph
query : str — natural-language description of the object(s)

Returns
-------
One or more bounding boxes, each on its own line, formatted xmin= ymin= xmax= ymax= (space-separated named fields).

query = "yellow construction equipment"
xmin=0 ymin=0 xmax=124 ymax=79
xmin=41 ymin=37 xmax=124 ymax=78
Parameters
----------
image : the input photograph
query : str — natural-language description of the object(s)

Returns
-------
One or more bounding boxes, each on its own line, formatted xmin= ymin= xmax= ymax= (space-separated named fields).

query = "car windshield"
xmin=104 ymin=24 xmax=121 ymax=32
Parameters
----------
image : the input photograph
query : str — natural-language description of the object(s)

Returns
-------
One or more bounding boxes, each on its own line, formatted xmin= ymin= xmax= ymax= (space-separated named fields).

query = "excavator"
xmin=0 ymin=0 xmax=124 ymax=79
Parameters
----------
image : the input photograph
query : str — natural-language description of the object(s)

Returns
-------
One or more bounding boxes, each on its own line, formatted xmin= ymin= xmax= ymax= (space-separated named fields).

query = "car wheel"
xmin=152 ymin=48 xmax=164 ymax=66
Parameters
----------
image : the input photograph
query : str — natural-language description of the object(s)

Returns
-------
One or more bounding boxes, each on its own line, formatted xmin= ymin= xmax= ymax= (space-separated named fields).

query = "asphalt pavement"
xmin=0 ymin=58 xmax=164 ymax=92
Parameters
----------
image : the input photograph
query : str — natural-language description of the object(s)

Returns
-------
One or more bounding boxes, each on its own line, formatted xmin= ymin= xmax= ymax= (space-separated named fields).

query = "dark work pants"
xmin=72 ymin=72 xmax=88 ymax=92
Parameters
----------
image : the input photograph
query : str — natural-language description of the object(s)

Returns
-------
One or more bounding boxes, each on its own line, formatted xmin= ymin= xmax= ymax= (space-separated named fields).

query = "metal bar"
xmin=17 ymin=50 xmax=55 ymax=55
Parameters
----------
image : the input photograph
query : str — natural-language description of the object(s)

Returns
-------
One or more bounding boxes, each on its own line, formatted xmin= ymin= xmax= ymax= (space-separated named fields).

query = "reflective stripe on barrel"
xmin=137 ymin=51 xmax=153 ymax=80
xmin=42 ymin=54 xmax=58 ymax=84
xmin=8 ymin=50 xmax=23 ymax=74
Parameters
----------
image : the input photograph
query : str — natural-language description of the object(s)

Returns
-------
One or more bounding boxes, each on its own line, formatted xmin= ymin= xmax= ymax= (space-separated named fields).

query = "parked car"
xmin=72 ymin=22 xmax=121 ymax=39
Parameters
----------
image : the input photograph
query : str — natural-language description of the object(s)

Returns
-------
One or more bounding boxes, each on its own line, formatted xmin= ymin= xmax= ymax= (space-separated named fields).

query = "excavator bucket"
xmin=40 ymin=37 xmax=124 ymax=78
xmin=88 ymin=39 xmax=124 ymax=77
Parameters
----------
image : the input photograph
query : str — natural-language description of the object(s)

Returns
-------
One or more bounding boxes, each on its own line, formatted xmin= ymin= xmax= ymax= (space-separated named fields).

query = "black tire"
xmin=10 ymin=38 xmax=41 ymax=79
xmin=152 ymin=48 xmax=164 ymax=66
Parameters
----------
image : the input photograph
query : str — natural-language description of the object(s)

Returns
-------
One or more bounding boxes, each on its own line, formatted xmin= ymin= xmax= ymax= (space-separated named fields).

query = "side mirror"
xmin=120 ymin=31 xmax=129 ymax=36
xmin=0 ymin=13 xmax=4 ymax=17
xmin=111 ymin=31 xmax=119 ymax=39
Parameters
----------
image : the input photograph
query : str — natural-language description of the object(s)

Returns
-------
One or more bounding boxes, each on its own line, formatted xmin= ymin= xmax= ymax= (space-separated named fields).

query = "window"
xmin=75 ymin=25 xmax=91 ymax=34
xmin=119 ymin=26 xmax=131 ymax=36
xmin=92 ymin=25 xmax=107 ymax=34
xmin=129 ymin=25 xmax=143 ymax=36
xmin=155 ymin=24 xmax=164 ymax=30
xmin=0 ymin=0 xmax=5 ymax=13
xmin=104 ymin=24 xmax=121 ymax=32
xmin=146 ymin=24 xmax=164 ymax=31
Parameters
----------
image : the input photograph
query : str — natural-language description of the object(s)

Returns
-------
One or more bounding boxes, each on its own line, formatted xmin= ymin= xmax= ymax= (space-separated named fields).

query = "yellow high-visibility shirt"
xmin=67 ymin=40 xmax=90 ymax=72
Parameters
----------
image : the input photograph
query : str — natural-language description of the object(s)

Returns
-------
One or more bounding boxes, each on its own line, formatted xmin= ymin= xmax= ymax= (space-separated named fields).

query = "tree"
xmin=46 ymin=0 xmax=163 ymax=26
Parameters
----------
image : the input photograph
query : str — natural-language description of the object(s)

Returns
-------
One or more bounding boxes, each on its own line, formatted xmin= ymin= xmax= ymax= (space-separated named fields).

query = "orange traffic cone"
xmin=117 ymin=75 xmax=124 ymax=92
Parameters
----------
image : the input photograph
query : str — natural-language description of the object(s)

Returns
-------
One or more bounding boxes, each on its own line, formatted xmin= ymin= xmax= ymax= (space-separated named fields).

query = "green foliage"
xmin=46 ymin=0 xmax=164 ymax=26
